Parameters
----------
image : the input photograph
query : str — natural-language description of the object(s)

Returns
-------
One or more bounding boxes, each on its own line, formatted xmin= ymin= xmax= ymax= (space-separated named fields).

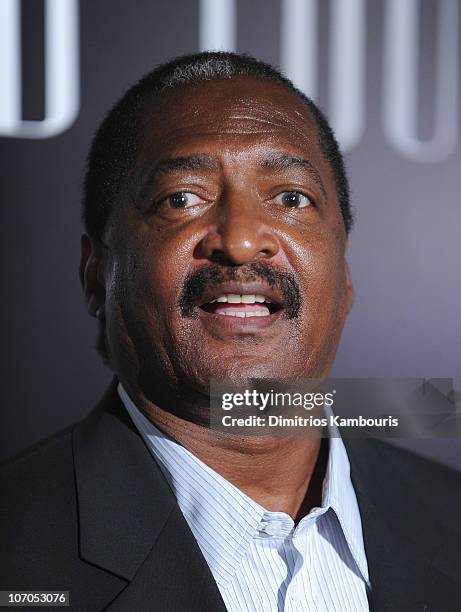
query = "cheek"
xmin=289 ymin=223 xmax=346 ymax=287
xmin=286 ymin=231 xmax=348 ymax=375
xmin=119 ymin=227 xmax=195 ymax=325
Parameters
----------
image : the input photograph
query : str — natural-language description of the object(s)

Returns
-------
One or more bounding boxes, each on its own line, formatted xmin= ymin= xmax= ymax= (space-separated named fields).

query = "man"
xmin=1 ymin=52 xmax=460 ymax=611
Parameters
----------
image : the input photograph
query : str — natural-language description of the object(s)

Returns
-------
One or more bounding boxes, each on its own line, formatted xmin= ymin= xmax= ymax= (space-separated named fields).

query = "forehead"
xmin=136 ymin=77 xmax=329 ymax=175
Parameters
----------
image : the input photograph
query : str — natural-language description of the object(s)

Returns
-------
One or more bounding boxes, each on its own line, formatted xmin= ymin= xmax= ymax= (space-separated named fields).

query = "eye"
xmin=161 ymin=191 xmax=204 ymax=209
xmin=273 ymin=191 xmax=312 ymax=208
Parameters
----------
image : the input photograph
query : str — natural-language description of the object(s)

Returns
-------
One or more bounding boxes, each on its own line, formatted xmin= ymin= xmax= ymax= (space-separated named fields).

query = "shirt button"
xmin=261 ymin=522 xmax=283 ymax=536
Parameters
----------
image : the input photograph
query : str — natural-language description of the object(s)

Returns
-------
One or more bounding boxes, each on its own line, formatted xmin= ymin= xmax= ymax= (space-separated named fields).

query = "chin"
xmin=204 ymin=360 xmax=294 ymax=386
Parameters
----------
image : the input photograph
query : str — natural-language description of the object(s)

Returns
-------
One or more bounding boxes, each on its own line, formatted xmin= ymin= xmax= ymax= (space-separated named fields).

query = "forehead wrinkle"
xmin=225 ymin=114 xmax=286 ymax=127
xmin=149 ymin=119 xmax=315 ymax=144
xmin=163 ymin=97 xmax=313 ymax=135
xmin=224 ymin=107 xmax=304 ymax=124
xmin=141 ymin=94 xmax=317 ymax=148
xmin=207 ymin=108 xmax=310 ymax=132
xmin=159 ymin=126 xmax=280 ymax=137
xmin=158 ymin=111 xmax=305 ymax=132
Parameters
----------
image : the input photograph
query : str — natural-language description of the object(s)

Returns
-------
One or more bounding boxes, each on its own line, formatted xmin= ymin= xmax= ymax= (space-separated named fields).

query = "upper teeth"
xmin=210 ymin=294 xmax=271 ymax=304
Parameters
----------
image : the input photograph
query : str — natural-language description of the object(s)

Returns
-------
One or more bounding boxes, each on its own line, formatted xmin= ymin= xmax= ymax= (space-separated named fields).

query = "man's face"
xmin=83 ymin=76 xmax=353 ymax=403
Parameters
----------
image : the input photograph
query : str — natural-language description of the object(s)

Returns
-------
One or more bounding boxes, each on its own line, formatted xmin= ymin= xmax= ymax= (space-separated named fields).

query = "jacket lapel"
xmin=72 ymin=381 xmax=227 ymax=611
xmin=345 ymin=438 xmax=461 ymax=612
xmin=106 ymin=505 xmax=228 ymax=611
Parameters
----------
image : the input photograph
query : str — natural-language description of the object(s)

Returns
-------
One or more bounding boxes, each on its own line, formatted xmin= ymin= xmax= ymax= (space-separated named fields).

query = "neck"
xmin=133 ymin=391 xmax=328 ymax=521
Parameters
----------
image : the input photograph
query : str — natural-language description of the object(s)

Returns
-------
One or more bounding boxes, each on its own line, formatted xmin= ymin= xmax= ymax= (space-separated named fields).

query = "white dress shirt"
xmin=119 ymin=383 xmax=370 ymax=611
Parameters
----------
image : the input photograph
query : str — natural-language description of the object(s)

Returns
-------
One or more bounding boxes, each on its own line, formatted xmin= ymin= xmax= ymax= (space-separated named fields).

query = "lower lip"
xmin=196 ymin=306 xmax=284 ymax=331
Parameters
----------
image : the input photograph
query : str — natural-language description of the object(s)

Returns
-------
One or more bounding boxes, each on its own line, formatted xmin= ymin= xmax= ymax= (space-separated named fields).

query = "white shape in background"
xmin=0 ymin=0 xmax=80 ymax=139
xmin=0 ymin=0 xmax=458 ymax=157
xmin=281 ymin=0 xmax=366 ymax=152
xmin=383 ymin=0 xmax=460 ymax=163
xmin=199 ymin=0 xmax=236 ymax=52
xmin=280 ymin=0 xmax=318 ymax=100
xmin=0 ymin=0 xmax=21 ymax=133
xmin=328 ymin=0 xmax=366 ymax=152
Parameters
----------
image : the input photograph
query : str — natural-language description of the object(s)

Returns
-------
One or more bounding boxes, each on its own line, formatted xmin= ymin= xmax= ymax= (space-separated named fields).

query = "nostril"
xmin=261 ymin=247 xmax=276 ymax=258
xmin=209 ymin=251 xmax=242 ymax=266
xmin=195 ymin=221 xmax=279 ymax=265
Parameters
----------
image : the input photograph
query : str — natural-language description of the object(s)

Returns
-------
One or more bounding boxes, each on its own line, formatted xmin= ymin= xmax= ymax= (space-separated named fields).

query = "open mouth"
xmin=199 ymin=289 xmax=284 ymax=319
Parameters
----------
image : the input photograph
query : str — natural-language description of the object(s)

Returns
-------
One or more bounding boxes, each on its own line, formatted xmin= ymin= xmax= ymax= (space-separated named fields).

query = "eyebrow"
xmin=152 ymin=154 xmax=219 ymax=176
xmin=260 ymin=153 xmax=327 ymax=200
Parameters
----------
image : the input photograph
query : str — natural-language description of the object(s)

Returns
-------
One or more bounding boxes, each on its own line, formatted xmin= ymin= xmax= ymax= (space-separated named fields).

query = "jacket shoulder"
xmin=348 ymin=437 xmax=461 ymax=531
xmin=0 ymin=418 xmax=126 ymax=611
xmin=0 ymin=426 xmax=79 ymax=587
xmin=369 ymin=438 xmax=461 ymax=491
xmin=1 ymin=425 xmax=76 ymax=509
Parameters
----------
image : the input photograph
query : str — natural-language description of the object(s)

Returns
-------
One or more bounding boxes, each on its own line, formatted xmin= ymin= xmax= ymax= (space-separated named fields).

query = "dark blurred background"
xmin=0 ymin=0 xmax=460 ymax=465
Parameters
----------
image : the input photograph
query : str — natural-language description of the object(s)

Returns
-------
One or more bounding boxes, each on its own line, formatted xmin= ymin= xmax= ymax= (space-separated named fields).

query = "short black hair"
xmin=82 ymin=51 xmax=353 ymax=240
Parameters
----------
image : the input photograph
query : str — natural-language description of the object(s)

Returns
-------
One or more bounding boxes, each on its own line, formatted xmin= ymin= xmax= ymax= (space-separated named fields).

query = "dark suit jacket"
xmin=2 ymin=380 xmax=461 ymax=611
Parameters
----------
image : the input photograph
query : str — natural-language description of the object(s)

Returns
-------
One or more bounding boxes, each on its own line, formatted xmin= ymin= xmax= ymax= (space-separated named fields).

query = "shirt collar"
xmin=118 ymin=383 xmax=368 ymax=585
xmin=322 ymin=431 xmax=369 ymax=582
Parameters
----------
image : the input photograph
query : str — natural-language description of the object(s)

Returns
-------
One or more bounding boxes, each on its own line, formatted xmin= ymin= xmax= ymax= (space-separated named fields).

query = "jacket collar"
xmin=72 ymin=379 xmax=227 ymax=610
xmin=73 ymin=379 xmax=175 ymax=580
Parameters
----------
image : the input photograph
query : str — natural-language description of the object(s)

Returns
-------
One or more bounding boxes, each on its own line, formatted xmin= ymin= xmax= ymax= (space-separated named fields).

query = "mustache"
xmin=179 ymin=262 xmax=301 ymax=318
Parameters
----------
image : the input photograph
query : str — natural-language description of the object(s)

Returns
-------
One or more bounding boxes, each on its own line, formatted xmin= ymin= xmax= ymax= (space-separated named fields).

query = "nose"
xmin=197 ymin=190 xmax=280 ymax=265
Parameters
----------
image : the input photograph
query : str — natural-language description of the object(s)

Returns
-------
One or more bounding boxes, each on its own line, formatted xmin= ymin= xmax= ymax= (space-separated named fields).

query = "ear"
xmin=79 ymin=233 xmax=106 ymax=319
xmin=344 ymin=240 xmax=354 ymax=314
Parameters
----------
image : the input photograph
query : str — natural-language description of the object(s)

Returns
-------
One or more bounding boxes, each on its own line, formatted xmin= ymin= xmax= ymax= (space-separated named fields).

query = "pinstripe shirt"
xmin=119 ymin=384 xmax=370 ymax=611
